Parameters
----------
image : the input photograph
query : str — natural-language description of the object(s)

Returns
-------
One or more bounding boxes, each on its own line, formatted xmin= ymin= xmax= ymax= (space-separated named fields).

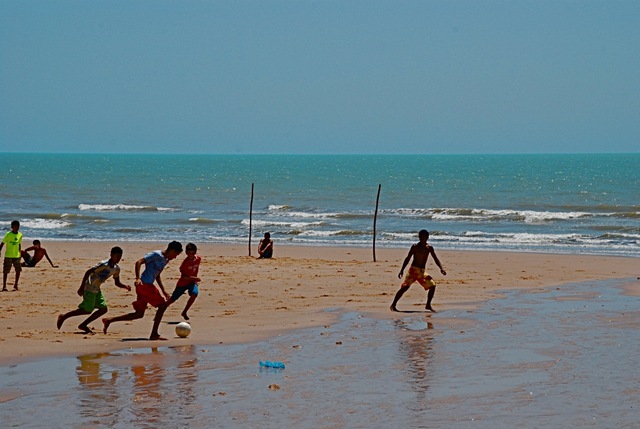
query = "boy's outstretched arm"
xmin=114 ymin=278 xmax=131 ymax=292
xmin=44 ymin=250 xmax=58 ymax=268
xmin=156 ymin=274 xmax=170 ymax=300
xmin=430 ymin=249 xmax=447 ymax=275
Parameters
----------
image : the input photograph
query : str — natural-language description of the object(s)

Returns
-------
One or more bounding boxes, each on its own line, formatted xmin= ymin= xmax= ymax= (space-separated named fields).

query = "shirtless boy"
xmin=22 ymin=240 xmax=58 ymax=268
xmin=257 ymin=232 xmax=273 ymax=259
xmin=390 ymin=229 xmax=446 ymax=312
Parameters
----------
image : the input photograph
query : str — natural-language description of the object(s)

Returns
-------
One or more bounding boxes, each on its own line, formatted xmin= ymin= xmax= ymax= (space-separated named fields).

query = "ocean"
xmin=0 ymin=153 xmax=638 ymax=256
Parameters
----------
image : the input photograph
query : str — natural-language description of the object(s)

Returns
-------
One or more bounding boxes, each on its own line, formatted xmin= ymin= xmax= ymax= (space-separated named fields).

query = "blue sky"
xmin=1 ymin=1 xmax=638 ymax=154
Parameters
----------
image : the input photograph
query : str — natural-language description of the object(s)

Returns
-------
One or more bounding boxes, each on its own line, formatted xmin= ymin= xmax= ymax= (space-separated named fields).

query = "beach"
xmin=1 ymin=241 xmax=637 ymax=366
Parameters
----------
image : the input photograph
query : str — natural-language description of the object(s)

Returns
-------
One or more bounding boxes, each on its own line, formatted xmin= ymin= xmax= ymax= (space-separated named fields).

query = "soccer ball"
xmin=175 ymin=322 xmax=191 ymax=338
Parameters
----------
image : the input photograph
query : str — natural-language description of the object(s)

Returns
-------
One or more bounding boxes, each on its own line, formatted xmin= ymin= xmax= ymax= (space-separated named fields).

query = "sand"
xmin=1 ymin=241 xmax=638 ymax=366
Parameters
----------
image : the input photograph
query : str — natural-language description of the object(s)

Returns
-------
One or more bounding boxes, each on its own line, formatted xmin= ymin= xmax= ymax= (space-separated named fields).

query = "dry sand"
xmin=1 ymin=241 xmax=637 ymax=365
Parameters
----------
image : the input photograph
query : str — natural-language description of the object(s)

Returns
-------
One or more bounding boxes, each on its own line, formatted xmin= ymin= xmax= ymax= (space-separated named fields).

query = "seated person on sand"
xmin=257 ymin=232 xmax=273 ymax=259
xmin=21 ymin=240 xmax=58 ymax=268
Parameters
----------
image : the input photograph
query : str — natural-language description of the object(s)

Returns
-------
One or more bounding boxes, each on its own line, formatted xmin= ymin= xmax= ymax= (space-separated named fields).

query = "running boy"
xmin=21 ymin=240 xmax=58 ymax=268
xmin=1 ymin=220 xmax=23 ymax=291
xmin=57 ymin=246 xmax=131 ymax=334
xmin=167 ymin=242 xmax=201 ymax=320
xmin=102 ymin=241 xmax=183 ymax=340
xmin=390 ymin=229 xmax=446 ymax=312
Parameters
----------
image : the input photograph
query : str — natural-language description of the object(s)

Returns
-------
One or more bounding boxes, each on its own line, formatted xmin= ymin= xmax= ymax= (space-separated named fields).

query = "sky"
xmin=1 ymin=1 xmax=639 ymax=155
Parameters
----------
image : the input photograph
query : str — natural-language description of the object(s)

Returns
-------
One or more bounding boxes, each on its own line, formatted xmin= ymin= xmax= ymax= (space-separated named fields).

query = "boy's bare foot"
xmin=426 ymin=305 xmax=437 ymax=313
xmin=78 ymin=324 xmax=94 ymax=334
xmin=390 ymin=305 xmax=398 ymax=312
xmin=1 ymin=288 xmax=8 ymax=292
xmin=102 ymin=318 xmax=110 ymax=334
xmin=181 ymin=311 xmax=190 ymax=320
xmin=149 ymin=335 xmax=168 ymax=341
xmin=13 ymin=287 xmax=19 ymax=291
xmin=57 ymin=314 xmax=65 ymax=329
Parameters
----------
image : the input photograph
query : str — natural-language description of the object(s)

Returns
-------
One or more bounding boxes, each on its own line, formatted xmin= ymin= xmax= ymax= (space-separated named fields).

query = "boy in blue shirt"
xmin=102 ymin=241 xmax=182 ymax=340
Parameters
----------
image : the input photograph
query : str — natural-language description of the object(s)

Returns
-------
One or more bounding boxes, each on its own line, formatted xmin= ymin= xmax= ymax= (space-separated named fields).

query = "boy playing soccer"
xmin=390 ymin=229 xmax=447 ymax=312
xmin=102 ymin=241 xmax=183 ymax=340
xmin=167 ymin=242 xmax=201 ymax=320
xmin=57 ymin=246 xmax=131 ymax=334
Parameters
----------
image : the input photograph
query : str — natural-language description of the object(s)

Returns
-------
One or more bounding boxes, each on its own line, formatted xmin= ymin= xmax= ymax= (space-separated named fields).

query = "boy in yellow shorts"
xmin=57 ymin=246 xmax=131 ymax=334
xmin=390 ymin=229 xmax=446 ymax=312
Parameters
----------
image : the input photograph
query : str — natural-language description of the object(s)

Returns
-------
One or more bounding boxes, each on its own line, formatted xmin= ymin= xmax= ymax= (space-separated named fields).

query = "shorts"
xmin=170 ymin=283 xmax=199 ymax=302
xmin=401 ymin=266 xmax=436 ymax=289
xmin=132 ymin=283 xmax=166 ymax=313
xmin=78 ymin=290 xmax=107 ymax=312
xmin=22 ymin=253 xmax=36 ymax=267
xmin=3 ymin=258 xmax=21 ymax=274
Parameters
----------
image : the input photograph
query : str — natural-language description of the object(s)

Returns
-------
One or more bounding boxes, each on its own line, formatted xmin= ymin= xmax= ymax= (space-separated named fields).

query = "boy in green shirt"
xmin=57 ymin=246 xmax=131 ymax=334
xmin=1 ymin=220 xmax=23 ymax=291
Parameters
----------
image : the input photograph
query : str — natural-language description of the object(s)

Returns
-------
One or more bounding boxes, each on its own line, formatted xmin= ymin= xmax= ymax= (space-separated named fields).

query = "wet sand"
xmin=1 ymin=277 xmax=639 ymax=427
xmin=0 ymin=242 xmax=638 ymax=366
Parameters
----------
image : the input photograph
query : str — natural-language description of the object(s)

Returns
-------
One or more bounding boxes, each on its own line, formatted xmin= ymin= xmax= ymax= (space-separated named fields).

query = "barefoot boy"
xmin=57 ymin=246 xmax=131 ymax=334
xmin=102 ymin=241 xmax=182 ymax=340
xmin=167 ymin=242 xmax=201 ymax=321
xmin=390 ymin=229 xmax=446 ymax=312
xmin=1 ymin=220 xmax=23 ymax=291
xmin=22 ymin=240 xmax=58 ymax=268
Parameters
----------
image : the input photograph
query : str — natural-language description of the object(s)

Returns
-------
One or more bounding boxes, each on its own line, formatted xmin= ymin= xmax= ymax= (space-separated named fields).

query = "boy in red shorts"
xmin=102 ymin=241 xmax=182 ymax=340
xmin=390 ymin=229 xmax=446 ymax=312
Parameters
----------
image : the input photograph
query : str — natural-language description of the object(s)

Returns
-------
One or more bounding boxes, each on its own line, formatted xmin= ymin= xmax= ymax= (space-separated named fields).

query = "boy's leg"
xmin=150 ymin=302 xmax=168 ymax=340
xmin=57 ymin=308 xmax=91 ymax=330
xmin=79 ymin=307 xmax=108 ymax=333
xmin=425 ymin=286 xmax=437 ymax=312
xmin=102 ymin=310 xmax=145 ymax=334
xmin=390 ymin=286 xmax=409 ymax=311
xmin=2 ymin=272 xmax=7 ymax=291
xmin=13 ymin=269 xmax=20 ymax=291
xmin=181 ymin=295 xmax=197 ymax=320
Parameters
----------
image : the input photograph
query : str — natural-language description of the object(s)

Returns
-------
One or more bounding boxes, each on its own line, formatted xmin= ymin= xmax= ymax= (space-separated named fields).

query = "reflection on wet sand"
xmin=75 ymin=345 xmax=200 ymax=427
xmin=76 ymin=352 xmax=120 ymax=426
xmin=394 ymin=318 xmax=434 ymax=405
xmin=2 ymin=279 xmax=639 ymax=428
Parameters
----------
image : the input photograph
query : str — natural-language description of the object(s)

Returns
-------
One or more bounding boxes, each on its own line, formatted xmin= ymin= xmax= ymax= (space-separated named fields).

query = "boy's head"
xmin=418 ymin=229 xmax=430 ymax=241
xmin=185 ymin=243 xmax=197 ymax=255
xmin=33 ymin=240 xmax=41 ymax=247
xmin=10 ymin=220 xmax=20 ymax=232
xmin=165 ymin=241 xmax=183 ymax=260
xmin=264 ymin=232 xmax=270 ymax=239
xmin=110 ymin=246 xmax=123 ymax=263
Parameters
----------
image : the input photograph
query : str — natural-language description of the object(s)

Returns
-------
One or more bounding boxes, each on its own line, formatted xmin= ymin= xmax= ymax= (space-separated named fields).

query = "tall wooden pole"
xmin=373 ymin=184 xmax=381 ymax=262
xmin=249 ymin=183 xmax=254 ymax=256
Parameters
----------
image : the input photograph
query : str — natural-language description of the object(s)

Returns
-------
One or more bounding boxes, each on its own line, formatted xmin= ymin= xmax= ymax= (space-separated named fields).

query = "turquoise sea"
xmin=0 ymin=153 xmax=638 ymax=256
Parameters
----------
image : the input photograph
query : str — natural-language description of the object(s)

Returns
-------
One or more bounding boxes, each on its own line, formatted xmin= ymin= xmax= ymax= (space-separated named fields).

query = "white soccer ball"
xmin=175 ymin=322 xmax=191 ymax=338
